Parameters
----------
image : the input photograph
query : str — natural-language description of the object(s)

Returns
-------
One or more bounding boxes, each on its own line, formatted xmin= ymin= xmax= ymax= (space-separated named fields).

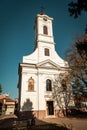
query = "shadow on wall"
xmin=17 ymin=99 xmax=34 ymax=120
xmin=22 ymin=99 xmax=33 ymax=111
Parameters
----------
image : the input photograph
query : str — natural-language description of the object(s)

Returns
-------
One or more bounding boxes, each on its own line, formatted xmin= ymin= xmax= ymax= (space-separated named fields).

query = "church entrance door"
xmin=47 ymin=101 xmax=54 ymax=115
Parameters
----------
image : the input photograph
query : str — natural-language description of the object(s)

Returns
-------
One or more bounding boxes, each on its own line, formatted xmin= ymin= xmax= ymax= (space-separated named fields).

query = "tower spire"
xmin=40 ymin=6 xmax=45 ymax=15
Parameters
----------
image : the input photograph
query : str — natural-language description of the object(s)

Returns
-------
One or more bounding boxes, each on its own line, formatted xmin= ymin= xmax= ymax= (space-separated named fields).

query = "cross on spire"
xmin=40 ymin=6 xmax=45 ymax=14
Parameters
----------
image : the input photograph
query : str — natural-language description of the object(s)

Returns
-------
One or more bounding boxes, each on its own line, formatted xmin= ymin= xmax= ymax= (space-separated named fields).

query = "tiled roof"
xmin=0 ymin=94 xmax=9 ymax=99
xmin=0 ymin=94 xmax=15 ymax=103
xmin=6 ymin=97 xmax=14 ymax=102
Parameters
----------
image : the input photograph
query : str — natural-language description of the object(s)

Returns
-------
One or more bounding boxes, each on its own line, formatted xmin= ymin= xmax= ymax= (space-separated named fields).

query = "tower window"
xmin=43 ymin=26 xmax=48 ymax=35
xmin=28 ymin=77 xmax=34 ymax=91
xmin=44 ymin=48 xmax=50 ymax=56
xmin=43 ymin=17 xmax=47 ymax=21
xmin=46 ymin=79 xmax=52 ymax=91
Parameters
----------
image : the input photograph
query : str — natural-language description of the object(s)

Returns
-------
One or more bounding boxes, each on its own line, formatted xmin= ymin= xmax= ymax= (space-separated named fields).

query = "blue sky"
xmin=0 ymin=0 xmax=87 ymax=99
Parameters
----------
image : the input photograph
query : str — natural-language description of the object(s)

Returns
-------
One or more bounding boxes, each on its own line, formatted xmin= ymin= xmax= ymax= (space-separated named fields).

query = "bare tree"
xmin=65 ymin=33 xmax=87 ymax=109
xmin=53 ymin=72 xmax=73 ymax=117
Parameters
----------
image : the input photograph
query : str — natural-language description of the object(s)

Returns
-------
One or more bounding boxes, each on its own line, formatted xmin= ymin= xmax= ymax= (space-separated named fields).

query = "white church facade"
xmin=18 ymin=12 xmax=71 ymax=119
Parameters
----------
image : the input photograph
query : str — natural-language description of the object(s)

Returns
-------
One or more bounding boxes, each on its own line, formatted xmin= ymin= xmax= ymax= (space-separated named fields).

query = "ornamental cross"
xmin=41 ymin=6 xmax=45 ymax=14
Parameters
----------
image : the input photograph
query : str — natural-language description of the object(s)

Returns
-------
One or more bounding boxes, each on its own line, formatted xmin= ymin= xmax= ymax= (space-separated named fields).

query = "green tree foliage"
xmin=65 ymin=33 xmax=87 ymax=108
xmin=68 ymin=0 xmax=87 ymax=18
xmin=68 ymin=0 xmax=87 ymax=37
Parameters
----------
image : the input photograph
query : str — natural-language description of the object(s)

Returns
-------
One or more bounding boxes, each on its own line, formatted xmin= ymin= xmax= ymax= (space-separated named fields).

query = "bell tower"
xmin=33 ymin=12 xmax=56 ymax=63
xmin=23 ymin=11 xmax=66 ymax=66
xmin=34 ymin=12 xmax=55 ymax=50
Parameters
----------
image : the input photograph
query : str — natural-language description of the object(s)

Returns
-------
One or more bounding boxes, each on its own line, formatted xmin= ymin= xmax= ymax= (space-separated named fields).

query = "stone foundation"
xmin=17 ymin=109 xmax=75 ymax=119
xmin=17 ymin=110 xmax=46 ymax=119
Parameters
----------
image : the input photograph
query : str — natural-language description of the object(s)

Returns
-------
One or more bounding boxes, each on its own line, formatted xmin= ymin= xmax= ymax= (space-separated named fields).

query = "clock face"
xmin=43 ymin=17 xmax=47 ymax=21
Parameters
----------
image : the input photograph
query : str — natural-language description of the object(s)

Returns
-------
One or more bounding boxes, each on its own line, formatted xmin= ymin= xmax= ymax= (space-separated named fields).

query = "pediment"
xmin=37 ymin=59 xmax=60 ymax=69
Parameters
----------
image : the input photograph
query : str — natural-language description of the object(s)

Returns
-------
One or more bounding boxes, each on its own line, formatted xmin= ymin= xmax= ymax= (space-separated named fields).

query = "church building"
xmin=18 ymin=11 xmax=69 ymax=119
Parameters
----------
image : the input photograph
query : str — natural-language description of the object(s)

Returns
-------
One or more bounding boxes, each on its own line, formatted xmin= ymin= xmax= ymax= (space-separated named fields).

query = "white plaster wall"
xmin=23 ymin=49 xmax=38 ymax=63
xmin=20 ymin=64 xmax=64 ymax=111
xmin=37 ymin=68 xmax=62 ymax=110
xmin=20 ymin=67 xmax=38 ymax=111
xmin=37 ymin=15 xmax=53 ymax=37
xmin=38 ymin=35 xmax=54 ymax=43
xmin=6 ymin=106 xmax=15 ymax=115
xmin=23 ymin=42 xmax=67 ymax=67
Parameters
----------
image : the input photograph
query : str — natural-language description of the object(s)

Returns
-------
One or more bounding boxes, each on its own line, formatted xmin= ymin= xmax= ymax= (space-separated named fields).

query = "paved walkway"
xmin=40 ymin=117 xmax=87 ymax=130
xmin=0 ymin=115 xmax=87 ymax=130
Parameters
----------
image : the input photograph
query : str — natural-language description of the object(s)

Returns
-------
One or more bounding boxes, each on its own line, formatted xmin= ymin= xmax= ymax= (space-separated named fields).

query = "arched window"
xmin=28 ymin=77 xmax=34 ymax=91
xmin=46 ymin=79 xmax=52 ymax=91
xmin=44 ymin=48 xmax=50 ymax=56
xmin=43 ymin=26 xmax=48 ymax=35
